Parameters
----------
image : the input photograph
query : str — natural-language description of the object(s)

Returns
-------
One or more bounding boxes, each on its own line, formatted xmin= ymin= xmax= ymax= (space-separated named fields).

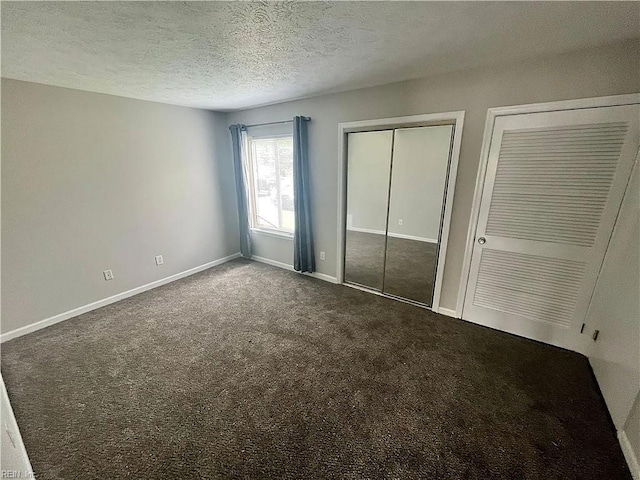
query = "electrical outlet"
xmin=320 ymin=251 xmax=326 ymax=261
xmin=398 ymin=219 xmax=403 ymax=226
xmin=155 ymin=255 xmax=164 ymax=266
xmin=103 ymin=269 xmax=114 ymax=281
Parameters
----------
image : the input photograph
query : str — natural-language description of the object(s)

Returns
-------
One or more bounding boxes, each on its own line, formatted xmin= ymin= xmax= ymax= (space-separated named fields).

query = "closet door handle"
xmin=477 ymin=237 xmax=486 ymax=245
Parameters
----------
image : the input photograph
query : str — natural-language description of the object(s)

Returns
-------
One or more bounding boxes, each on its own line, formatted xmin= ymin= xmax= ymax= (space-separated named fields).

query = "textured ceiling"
xmin=2 ymin=1 xmax=639 ymax=111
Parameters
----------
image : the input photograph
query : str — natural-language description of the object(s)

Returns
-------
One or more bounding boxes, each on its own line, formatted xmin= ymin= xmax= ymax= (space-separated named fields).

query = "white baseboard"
xmin=347 ymin=226 xmax=384 ymax=236
xmin=0 ymin=253 xmax=242 ymax=343
xmin=347 ymin=227 xmax=437 ymax=243
xmin=619 ymin=430 xmax=640 ymax=480
xmin=388 ymin=232 xmax=438 ymax=243
xmin=438 ymin=307 xmax=459 ymax=318
xmin=251 ymin=255 xmax=338 ymax=284
xmin=250 ymin=255 xmax=294 ymax=271
xmin=307 ymin=271 xmax=339 ymax=284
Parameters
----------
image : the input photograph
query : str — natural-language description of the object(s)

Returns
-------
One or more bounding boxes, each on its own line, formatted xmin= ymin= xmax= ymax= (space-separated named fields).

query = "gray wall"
xmin=1 ymin=375 xmax=33 ymax=475
xmin=625 ymin=393 xmax=640 ymax=468
xmin=586 ymin=157 xmax=639 ymax=430
xmin=228 ymin=39 xmax=640 ymax=311
xmin=346 ymin=131 xmax=393 ymax=233
xmin=1 ymin=79 xmax=239 ymax=334
xmin=387 ymin=126 xmax=452 ymax=241
xmin=586 ymin=157 xmax=639 ymax=468
xmin=347 ymin=126 xmax=452 ymax=242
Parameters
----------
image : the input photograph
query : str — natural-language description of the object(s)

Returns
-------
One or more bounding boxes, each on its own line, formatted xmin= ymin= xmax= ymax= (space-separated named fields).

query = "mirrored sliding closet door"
xmin=343 ymin=124 xmax=454 ymax=307
xmin=344 ymin=131 xmax=393 ymax=291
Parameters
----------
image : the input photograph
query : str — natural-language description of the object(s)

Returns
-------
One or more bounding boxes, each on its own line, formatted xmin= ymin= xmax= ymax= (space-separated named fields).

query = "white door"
xmin=463 ymin=104 xmax=639 ymax=352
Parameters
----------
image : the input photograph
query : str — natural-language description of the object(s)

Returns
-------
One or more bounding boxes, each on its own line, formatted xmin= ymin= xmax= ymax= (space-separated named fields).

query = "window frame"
xmin=245 ymin=133 xmax=295 ymax=238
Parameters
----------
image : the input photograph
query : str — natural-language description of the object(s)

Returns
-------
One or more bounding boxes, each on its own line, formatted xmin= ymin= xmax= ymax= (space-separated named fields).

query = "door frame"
xmin=336 ymin=111 xmax=465 ymax=314
xmin=457 ymin=94 xmax=640 ymax=318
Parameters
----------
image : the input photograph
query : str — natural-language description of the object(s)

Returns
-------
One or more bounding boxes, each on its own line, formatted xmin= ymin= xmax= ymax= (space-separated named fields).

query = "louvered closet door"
xmin=463 ymin=104 xmax=639 ymax=352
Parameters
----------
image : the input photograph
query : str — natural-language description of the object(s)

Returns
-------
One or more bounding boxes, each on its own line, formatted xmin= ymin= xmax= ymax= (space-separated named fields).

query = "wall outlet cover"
xmin=155 ymin=255 xmax=164 ymax=266
xmin=103 ymin=270 xmax=114 ymax=281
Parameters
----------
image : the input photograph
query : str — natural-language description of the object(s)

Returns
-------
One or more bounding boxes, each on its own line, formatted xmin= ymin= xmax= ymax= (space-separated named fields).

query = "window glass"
xmin=248 ymin=135 xmax=294 ymax=233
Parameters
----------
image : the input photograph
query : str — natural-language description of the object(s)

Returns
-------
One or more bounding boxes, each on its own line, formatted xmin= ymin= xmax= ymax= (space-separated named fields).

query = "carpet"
xmin=344 ymin=230 xmax=438 ymax=305
xmin=344 ymin=230 xmax=387 ymax=290
xmin=1 ymin=259 xmax=631 ymax=479
xmin=383 ymin=236 xmax=437 ymax=305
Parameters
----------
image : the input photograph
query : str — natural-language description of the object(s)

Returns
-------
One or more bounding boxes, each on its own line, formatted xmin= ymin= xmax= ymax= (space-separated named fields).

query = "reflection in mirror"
xmin=344 ymin=131 xmax=393 ymax=290
xmin=383 ymin=125 xmax=454 ymax=305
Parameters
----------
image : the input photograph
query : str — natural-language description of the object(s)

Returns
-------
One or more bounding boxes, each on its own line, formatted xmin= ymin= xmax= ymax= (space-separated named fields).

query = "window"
xmin=247 ymin=135 xmax=295 ymax=234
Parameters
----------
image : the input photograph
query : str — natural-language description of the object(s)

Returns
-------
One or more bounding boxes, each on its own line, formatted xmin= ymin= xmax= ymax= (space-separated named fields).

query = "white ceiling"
xmin=2 ymin=1 xmax=639 ymax=111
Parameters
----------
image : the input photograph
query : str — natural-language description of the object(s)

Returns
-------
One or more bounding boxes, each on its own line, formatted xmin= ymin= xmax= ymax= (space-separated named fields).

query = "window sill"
xmin=250 ymin=228 xmax=294 ymax=240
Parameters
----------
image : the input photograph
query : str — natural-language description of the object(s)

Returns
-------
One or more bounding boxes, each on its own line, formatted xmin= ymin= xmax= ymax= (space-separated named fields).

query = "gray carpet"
xmin=344 ymin=230 xmax=387 ymax=290
xmin=383 ymin=236 xmax=438 ymax=305
xmin=1 ymin=259 xmax=631 ymax=479
xmin=344 ymin=231 xmax=438 ymax=305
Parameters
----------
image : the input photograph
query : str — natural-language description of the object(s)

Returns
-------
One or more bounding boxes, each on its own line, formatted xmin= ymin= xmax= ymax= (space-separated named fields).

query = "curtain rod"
xmin=244 ymin=117 xmax=310 ymax=129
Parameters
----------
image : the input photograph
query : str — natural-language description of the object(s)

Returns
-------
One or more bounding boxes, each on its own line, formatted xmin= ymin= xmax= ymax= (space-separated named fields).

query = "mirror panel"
xmin=383 ymin=125 xmax=454 ymax=305
xmin=344 ymin=131 xmax=393 ymax=290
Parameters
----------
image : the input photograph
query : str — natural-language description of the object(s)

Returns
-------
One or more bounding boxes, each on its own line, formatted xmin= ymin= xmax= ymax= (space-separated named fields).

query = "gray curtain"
xmin=229 ymin=124 xmax=251 ymax=258
xmin=293 ymin=116 xmax=315 ymax=273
